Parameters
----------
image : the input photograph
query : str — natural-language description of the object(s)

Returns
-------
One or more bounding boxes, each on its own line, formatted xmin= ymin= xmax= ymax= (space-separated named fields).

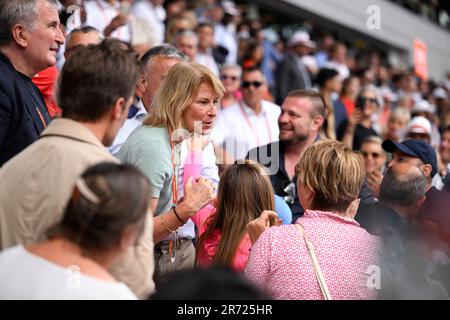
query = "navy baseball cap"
xmin=382 ymin=139 xmax=438 ymax=177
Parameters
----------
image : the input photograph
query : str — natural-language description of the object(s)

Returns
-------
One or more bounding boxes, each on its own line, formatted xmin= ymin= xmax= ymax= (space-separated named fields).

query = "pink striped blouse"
xmin=245 ymin=210 xmax=381 ymax=300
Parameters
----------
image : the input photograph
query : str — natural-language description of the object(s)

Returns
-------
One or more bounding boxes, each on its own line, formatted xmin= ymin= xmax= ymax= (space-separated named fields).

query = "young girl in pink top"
xmin=188 ymin=160 xmax=276 ymax=271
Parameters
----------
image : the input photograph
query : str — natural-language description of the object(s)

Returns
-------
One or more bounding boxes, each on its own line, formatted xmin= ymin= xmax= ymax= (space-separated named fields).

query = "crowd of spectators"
xmin=1 ymin=0 xmax=450 ymax=301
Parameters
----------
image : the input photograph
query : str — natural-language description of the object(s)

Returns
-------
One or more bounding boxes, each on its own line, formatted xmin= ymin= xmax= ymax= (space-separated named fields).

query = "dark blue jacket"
xmin=0 ymin=53 xmax=51 ymax=166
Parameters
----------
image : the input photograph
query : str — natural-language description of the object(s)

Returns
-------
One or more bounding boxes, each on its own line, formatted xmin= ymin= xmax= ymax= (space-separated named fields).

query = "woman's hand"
xmin=247 ymin=210 xmax=280 ymax=245
xmin=178 ymin=177 xmax=214 ymax=219
xmin=367 ymin=170 xmax=383 ymax=198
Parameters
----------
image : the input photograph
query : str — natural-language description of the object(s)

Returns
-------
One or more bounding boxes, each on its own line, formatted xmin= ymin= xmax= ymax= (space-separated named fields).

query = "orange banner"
xmin=413 ymin=39 xmax=428 ymax=81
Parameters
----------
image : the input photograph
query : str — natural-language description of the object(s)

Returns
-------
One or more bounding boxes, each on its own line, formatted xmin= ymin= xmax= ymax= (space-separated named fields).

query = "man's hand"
xmin=247 ymin=210 xmax=280 ymax=245
xmin=104 ymin=14 xmax=128 ymax=37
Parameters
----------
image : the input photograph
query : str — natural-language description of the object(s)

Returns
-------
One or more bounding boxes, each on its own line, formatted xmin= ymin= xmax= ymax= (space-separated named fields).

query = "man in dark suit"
xmin=275 ymin=31 xmax=314 ymax=104
xmin=0 ymin=0 xmax=64 ymax=166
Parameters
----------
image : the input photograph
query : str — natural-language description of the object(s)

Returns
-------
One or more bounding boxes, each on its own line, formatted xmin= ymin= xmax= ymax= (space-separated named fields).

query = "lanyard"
xmin=35 ymin=107 xmax=47 ymax=129
xmin=239 ymin=101 xmax=272 ymax=146
xmin=169 ymin=130 xmax=178 ymax=207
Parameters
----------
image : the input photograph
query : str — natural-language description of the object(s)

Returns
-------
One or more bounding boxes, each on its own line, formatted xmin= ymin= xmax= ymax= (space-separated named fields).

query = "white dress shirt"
xmin=195 ymin=50 xmax=219 ymax=76
xmin=131 ymin=0 xmax=165 ymax=44
xmin=212 ymin=100 xmax=281 ymax=160
xmin=109 ymin=100 xmax=148 ymax=156
xmin=84 ymin=0 xmax=131 ymax=42
xmin=214 ymin=24 xmax=237 ymax=65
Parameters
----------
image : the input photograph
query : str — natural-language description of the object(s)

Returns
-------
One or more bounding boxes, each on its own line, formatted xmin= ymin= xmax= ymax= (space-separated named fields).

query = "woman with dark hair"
xmin=0 ymin=162 xmax=151 ymax=299
xmin=341 ymin=85 xmax=382 ymax=150
xmin=316 ymin=68 xmax=345 ymax=140
xmin=339 ymin=76 xmax=361 ymax=117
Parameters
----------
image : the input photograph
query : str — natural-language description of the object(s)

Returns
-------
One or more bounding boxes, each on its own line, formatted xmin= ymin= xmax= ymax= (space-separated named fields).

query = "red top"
xmin=33 ymin=66 xmax=60 ymax=118
xmin=341 ymin=97 xmax=355 ymax=117
xmin=192 ymin=205 xmax=253 ymax=271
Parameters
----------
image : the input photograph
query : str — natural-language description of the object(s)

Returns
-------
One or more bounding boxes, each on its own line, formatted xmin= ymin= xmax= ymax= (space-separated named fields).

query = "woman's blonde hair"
xmin=197 ymin=160 xmax=275 ymax=267
xmin=296 ymin=139 xmax=365 ymax=213
xmin=143 ymin=62 xmax=224 ymax=132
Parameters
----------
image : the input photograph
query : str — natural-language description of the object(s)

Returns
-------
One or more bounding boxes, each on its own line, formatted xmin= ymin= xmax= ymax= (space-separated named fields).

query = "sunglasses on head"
xmin=360 ymin=97 xmax=378 ymax=105
xmin=242 ymin=81 xmax=263 ymax=89
xmin=221 ymin=75 xmax=238 ymax=81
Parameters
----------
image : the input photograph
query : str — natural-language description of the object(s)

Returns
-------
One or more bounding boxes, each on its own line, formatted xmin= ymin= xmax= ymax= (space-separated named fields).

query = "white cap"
xmin=411 ymin=99 xmax=435 ymax=114
xmin=433 ymin=87 xmax=448 ymax=100
xmin=407 ymin=116 xmax=431 ymax=135
xmin=288 ymin=31 xmax=316 ymax=49
xmin=221 ymin=1 xmax=239 ymax=16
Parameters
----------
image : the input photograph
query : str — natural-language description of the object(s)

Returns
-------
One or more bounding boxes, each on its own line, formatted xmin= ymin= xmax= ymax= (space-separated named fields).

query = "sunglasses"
xmin=221 ymin=75 xmax=239 ymax=81
xmin=360 ymin=97 xmax=378 ymax=105
xmin=362 ymin=151 xmax=382 ymax=159
xmin=242 ymin=81 xmax=263 ymax=89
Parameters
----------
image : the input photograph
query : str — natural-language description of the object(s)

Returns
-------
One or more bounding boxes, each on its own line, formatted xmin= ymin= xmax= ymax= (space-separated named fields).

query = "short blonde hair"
xmin=296 ymin=140 xmax=365 ymax=213
xmin=389 ymin=107 xmax=411 ymax=124
xmin=361 ymin=135 xmax=383 ymax=146
xmin=144 ymin=62 xmax=224 ymax=131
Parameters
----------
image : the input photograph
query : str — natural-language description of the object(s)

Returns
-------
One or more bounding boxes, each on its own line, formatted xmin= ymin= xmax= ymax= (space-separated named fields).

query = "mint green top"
xmin=117 ymin=126 xmax=180 ymax=215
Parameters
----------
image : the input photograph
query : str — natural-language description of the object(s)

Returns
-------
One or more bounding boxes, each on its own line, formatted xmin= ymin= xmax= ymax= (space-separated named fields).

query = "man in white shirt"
xmin=83 ymin=0 xmax=131 ymax=42
xmin=209 ymin=2 xmax=239 ymax=65
xmin=325 ymin=42 xmax=350 ymax=80
xmin=212 ymin=67 xmax=281 ymax=162
xmin=131 ymin=0 xmax=166 ymax=44
xmin=174 ymin=29 xmax=199 ymax=62
xmin=195 ymin=22 xmax=220 ymax=75
xmin=109 ymin=44 xmax=186 ymax=155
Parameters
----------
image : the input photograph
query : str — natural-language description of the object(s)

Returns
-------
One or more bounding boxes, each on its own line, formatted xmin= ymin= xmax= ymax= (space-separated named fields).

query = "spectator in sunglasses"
xmin=361 ymin=136 xmax=387 ymax=196
xmin=212 ymin=67 xmax=281 ymax=162
xmin=361 ymin=136 xmax=387 ymax=174
xmin=219 ymin=64 xmax=242 ymax=109
xmin=341 ymin=85 xmax=382 ymax=150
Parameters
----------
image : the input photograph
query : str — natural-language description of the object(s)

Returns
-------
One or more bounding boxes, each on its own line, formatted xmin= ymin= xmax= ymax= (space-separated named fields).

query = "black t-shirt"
xmin=248 ymin=141 xmax=376 ymax=224
xmin=0 ymin=53 xmax=51 ymax=166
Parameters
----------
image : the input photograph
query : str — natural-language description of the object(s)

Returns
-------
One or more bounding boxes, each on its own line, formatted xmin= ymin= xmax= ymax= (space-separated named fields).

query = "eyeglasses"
xmin=362 ymin=151 xmax=382 ymax=159
xmin=221 ymin=75 xmax=239 ymax=81
xmin=242 ymin=81 xmax=263 ymax=89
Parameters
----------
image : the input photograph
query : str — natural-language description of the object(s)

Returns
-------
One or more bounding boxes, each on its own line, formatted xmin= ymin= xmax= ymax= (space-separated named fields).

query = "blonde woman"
xmin=360 ymin=136 xmax=388 ymax=197
xmin=245 ymin=140 xmax=381 ymax=300
xmin=118 ymin=62 xmax=224 ymax=284
xmin=361 ymin=136 xmax=387 ymax=175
